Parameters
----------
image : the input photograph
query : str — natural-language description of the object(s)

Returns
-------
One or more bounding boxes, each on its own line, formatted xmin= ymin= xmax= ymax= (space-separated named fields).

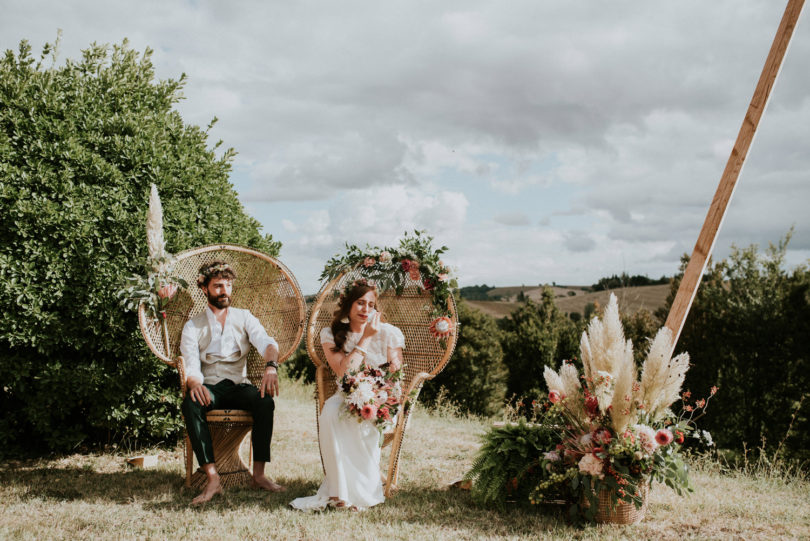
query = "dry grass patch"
xmin=1 ymin=376 xmax=808 ymax=540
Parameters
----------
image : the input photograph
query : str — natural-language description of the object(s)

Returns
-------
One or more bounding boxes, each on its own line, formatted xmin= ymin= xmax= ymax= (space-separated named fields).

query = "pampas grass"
xmin=146 ymin=183 xmax=166 ymax=268
xmin=544 ymin=293 xmax=690 ymax=434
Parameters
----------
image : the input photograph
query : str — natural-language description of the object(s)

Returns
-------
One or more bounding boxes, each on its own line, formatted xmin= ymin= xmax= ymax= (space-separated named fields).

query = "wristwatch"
xmin=265 ymin=360 xmax=279 ymax=370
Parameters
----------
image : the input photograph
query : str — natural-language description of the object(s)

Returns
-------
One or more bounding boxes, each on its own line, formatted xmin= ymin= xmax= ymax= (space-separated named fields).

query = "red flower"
xmin=400 ymin=259 xmax=412 ymax=272
xmin=696 ymin=398 xmax=706 ymax=409
xmin=158 ymin=283 xmax=178 ymax=299
xmin=674 ymin=430 xmax=685 ymax=444
xmin=593 ymin=428 xmax=612 ymax=445
xmin=682 ymin=390 xmax=691 ymax=399
xmin=378 ymin=406 xmax=391 ymax=420
xmin=430 ymin=316 xmax=454 ymax=338
xmin=585 ymin=395 xmax=599 ymax=416
xmin=423 ymin=278 xmax=435 ymax=291
xmin=710 ymin=386 xmax=718 ymax=396
xmin=548 ymin=390 xmax=562 ymax=404
xmin=655 ymin=428 xmax=674 ymax=446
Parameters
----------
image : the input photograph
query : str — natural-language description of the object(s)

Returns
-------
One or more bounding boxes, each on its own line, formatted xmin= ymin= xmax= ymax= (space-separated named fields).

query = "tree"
xmin=499 ymin=287 xmax=581 ymax=400
xmin=657 ymin=234 xmax=810 ymax=459
xmin=421 ymin=300 xmax=508 ymax=416
xmin=0 ymin=39 xmax=280 ymax=454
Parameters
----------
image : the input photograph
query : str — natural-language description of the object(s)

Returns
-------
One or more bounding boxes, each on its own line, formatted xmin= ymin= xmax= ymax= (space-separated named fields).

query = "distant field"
xmin=466 ymin=284 xmax=671 ymax=319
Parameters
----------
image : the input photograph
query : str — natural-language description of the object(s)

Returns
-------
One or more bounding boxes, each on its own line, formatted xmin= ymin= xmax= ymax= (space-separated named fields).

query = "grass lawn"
xmin=2 ymin=376 xmax=808 ymax=540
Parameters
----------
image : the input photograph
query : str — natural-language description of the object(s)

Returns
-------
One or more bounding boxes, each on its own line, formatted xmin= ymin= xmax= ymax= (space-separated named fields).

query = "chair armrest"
xmin=177 ymin=355 xmax=188 ymax=397
xmin=405 ymin=371 xmax=433 ymax=399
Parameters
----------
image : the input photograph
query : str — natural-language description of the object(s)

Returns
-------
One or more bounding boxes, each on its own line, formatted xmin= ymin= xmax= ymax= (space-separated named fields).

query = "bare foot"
xmin=251 ymin=476 xmax=286 ymax=492
xmin=191 ymin=477 xmax=223 ymax=505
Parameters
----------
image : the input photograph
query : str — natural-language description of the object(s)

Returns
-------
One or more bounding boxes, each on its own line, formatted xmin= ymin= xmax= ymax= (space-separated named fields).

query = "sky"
xmin=3 ymin=1 xmax=809 ymax=294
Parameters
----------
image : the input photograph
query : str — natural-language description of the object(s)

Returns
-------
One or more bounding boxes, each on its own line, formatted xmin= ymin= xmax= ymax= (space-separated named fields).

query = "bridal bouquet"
xmin=341 ymin=361 xmax=405 ymax=436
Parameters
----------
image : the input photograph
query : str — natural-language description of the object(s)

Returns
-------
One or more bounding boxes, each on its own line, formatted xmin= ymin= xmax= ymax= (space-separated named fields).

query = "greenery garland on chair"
xmin=320 ymin=230 xmax=458 ymax=330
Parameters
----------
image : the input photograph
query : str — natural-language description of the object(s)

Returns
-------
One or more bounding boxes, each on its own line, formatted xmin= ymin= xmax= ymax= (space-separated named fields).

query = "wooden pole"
xmin=664 ymin=0 xmax=805 ymax=346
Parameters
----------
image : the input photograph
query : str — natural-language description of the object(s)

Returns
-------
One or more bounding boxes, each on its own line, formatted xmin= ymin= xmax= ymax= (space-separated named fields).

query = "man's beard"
xmin=208 ymin=293 xmax=231 ymax=309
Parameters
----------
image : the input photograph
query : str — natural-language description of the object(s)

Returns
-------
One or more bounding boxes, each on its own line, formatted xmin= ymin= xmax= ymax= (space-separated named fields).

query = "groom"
xmin=179 ymin=260 xmax=285 ymax=504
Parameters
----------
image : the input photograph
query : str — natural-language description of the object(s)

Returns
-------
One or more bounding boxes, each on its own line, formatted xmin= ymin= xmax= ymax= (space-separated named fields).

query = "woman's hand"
xmin=362 ymin=311 xmax=380 ymax=340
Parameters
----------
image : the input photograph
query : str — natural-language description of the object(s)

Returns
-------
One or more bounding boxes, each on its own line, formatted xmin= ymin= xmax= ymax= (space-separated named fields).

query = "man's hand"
xmin=189 ymin=381 xmax=212 ymax=406
xmin=261 ymin=368 xmax=279 ymax=398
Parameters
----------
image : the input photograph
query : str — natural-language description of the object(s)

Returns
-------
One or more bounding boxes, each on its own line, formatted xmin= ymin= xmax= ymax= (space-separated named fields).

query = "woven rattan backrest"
xmin=139 ymin=244 xmax=306 ymax=386
xmin=307 ymin=267 xmax=458 ymax=406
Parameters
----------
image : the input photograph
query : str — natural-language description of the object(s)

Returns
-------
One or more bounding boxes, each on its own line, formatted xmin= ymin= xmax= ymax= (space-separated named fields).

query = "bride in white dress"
xmin=290 ymin=280 xmax=405 ymax=511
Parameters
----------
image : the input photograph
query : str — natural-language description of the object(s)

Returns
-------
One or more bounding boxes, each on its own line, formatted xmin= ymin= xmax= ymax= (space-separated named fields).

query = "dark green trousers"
xmin=181 ymin=379 xmax=275 ymax=466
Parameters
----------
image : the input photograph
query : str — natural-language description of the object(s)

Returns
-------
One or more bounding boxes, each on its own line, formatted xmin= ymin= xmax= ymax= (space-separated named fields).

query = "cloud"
xmin=3 ymin=0 xmax=808 ymax=292
xmin=494 ymin=211 xmax=531 ymax=226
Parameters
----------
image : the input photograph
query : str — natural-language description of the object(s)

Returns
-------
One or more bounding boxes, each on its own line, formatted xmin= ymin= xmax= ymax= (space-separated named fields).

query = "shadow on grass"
xmin=360 ymin=486 xmax=572 ymax=537
xmin=0 ymin=465 xmax=182 ymax=503
xmin=0 ymin=464 xmax=327 ymax=511
xmin=1 ymin=465 xmax=574 ymax=536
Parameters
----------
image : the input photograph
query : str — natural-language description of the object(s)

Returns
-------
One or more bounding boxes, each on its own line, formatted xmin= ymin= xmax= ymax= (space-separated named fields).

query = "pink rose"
xmin=409 ymin=267 xmax=421 ymax=281
xmin=363 ymin=257 xmax=376 ymax=268
xmin=400 ymin=259 xmax=412 ymax=272
xmin=379 ymin=406 xmax=391 ymax=420
xmin=386 ymin=395 xmax=399 ymax=405
xmin=578 ymin=453 xmax=604 ymax=478
xmin=438 ymin=273 xmax=449 ymax=282
xmin=548 ymin=390 xmax=562 ymax=404
xmin=655 ymin=428 xmax=674 ymax=446
xmin=158 ymin=283 xmax=178 ymax=299
xmin=360 ymin=404 xmax=377 ymax=421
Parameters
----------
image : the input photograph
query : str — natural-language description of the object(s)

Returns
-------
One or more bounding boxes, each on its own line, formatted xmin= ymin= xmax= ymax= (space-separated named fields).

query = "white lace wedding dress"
xmin=290 ymin=323 xmax=405 ymax=511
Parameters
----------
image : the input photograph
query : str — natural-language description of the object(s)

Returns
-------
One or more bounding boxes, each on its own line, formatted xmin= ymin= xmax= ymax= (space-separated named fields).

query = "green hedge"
xmin=0 ymin=39 xmax=279 ymax=455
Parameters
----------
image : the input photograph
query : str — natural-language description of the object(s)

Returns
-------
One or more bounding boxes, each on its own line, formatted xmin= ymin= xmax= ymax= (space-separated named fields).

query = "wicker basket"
xmin=583 ymin=480 xmax=649 ymax=525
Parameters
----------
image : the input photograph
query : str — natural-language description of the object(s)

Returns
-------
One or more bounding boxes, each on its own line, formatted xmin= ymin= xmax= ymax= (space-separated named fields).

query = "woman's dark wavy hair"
xmin=330 ymin=281 xmax=378 ymax=353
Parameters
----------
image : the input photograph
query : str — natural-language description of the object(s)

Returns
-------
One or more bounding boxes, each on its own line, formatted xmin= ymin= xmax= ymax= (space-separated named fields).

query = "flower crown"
xmin=338 ymin=277 xmax=376 ymax=303
xmin=196 ymin=262 xmax=235 ymax=287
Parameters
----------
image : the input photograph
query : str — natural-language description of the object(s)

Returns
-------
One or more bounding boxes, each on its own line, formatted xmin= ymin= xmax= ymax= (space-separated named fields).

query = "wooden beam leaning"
xmin=664 ymin=0 xmax=805 ymax=346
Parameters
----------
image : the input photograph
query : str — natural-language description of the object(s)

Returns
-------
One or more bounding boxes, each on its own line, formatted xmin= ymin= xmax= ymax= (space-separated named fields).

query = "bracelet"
xmin=353 ymin=346 xmax=368 ymax=357
xmin=265 ymin=360 xmax=279 ymax=370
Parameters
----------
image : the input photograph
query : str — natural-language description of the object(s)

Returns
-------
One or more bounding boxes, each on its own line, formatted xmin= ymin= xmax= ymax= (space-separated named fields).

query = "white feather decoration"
xmin=146 ymin=183 xmax=166 ymax=267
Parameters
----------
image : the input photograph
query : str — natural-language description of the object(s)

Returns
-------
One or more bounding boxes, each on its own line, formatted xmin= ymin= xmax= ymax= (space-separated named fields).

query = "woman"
xmin=290 ymin=280 xmax=405 ymax=511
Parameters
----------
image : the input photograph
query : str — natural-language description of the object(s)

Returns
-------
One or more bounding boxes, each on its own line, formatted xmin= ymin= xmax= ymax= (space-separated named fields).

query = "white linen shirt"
xmin=179 ymin=306 xmax=278 ymax=385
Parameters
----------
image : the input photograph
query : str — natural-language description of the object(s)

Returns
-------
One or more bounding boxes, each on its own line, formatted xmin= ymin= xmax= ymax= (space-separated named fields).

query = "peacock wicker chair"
xmin=306 ymin=266 xmax=458 ymax=497
xmin=138 ymin=244 xmax=306 ymax=489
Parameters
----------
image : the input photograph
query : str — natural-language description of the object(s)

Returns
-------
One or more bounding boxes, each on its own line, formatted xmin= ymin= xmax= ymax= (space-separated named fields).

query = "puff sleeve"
xmin=320 ymin=326 xmax=335 ymax=348
xmin=385 ymin=324 xmax=406 ymax=350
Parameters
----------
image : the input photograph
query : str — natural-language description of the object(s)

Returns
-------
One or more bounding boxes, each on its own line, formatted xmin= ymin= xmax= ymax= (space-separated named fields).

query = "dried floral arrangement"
xmin=118 ymin=184 xmax=187 ymax=318
xmin=466 ymin=294 xmax=715 ymax=523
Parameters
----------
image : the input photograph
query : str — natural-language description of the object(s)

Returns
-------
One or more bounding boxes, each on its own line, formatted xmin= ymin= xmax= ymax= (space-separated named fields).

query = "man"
xmin=179 ymin=260 xmax=284 ymax=504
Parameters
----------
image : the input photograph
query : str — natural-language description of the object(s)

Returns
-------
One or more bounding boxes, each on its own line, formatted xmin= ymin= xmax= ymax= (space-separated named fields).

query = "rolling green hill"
xmin=466 ymin=284 xmax=671 ymax=319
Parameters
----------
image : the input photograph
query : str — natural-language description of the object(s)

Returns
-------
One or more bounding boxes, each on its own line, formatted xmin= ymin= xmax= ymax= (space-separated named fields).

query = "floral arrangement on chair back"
xmin=320 ymin=229 xmax=458 ymax=339
xmin=118 ymin=184 xmax=186 ymax=319
xmin=466 ymin=293 xmax=715 ymax=524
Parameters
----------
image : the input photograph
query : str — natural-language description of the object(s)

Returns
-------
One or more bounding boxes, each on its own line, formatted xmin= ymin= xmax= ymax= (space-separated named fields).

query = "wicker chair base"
xmin=187 ymin=410 xmax=253 ymax=490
